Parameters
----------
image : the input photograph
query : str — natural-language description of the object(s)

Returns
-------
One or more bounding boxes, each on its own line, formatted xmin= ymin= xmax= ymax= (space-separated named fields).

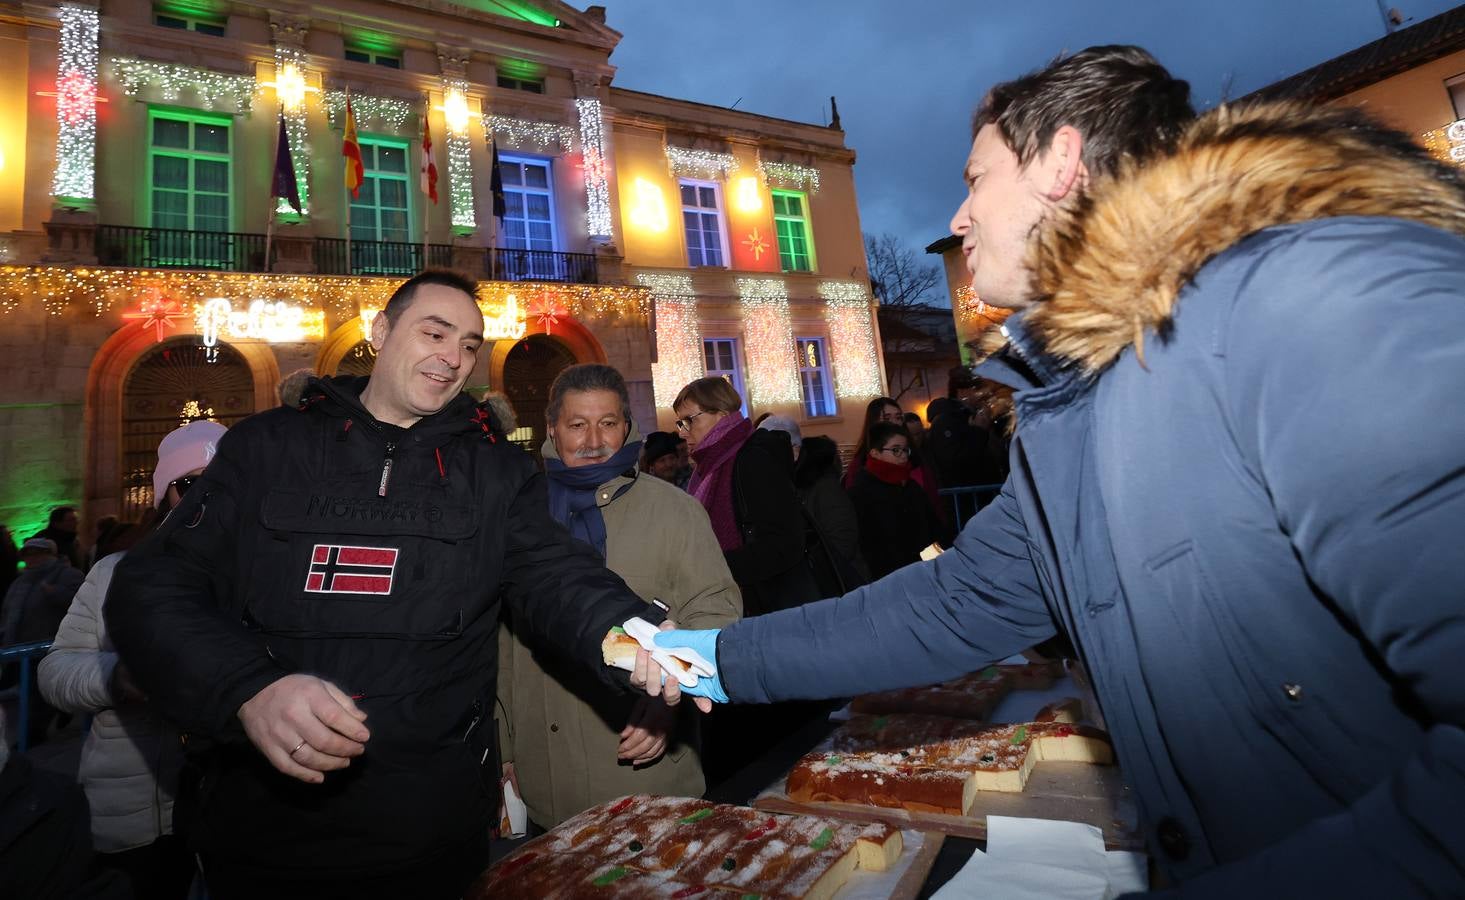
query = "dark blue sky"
xmin=596 ymin=0 xmax=1459 ymax=275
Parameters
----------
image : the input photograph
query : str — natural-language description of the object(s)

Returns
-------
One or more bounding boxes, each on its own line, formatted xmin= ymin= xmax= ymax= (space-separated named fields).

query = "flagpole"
xmin=265 ymin=207 xmax=275 ymax=273
xmin=422 ymin=111 xmax=430 ymax=271
xmin=345 ymin=86 xmax=353 ymax=276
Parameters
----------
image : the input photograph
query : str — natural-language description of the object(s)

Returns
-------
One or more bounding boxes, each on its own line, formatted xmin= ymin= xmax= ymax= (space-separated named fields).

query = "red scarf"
xmin=864 ymin=454 xmax=911 ymax=485
xmin=688 ymin=414 xmax=753 ymax=551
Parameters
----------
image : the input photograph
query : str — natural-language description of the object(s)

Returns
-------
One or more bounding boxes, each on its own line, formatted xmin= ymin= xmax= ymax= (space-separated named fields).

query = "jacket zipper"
xmin=378 ymin=441 xmax=396 ymax=497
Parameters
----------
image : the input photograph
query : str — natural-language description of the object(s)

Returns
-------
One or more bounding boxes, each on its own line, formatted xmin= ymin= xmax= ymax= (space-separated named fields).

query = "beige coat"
xmin=37 ymin=553 xmax=182 ymax=852
xmin=496 ymin=438 xmax=741 ymax=827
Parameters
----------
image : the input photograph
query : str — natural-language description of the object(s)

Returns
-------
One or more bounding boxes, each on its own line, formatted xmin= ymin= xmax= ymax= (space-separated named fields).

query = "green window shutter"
xmin=771 ymin=189 xmax=813 ymax=273
xmin=147 ymin=107 xmax=232 ymax=266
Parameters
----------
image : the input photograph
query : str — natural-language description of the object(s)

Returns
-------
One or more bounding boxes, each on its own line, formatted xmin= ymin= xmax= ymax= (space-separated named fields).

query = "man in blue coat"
xmin=658 ymin=46 xmax=1465 ymax=895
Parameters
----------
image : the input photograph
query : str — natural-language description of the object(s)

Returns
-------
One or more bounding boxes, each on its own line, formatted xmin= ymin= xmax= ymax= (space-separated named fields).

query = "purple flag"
xmin=271 ymin=115 xmax=302 ymax=214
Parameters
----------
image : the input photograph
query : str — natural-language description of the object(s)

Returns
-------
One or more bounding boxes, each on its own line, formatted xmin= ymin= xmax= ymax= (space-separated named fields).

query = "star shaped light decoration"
xmin=742 ymin=227 xmax=769 ymax=261
xmin=122 ymin=288 xmax=185 ymax=342
xmin=530 ymin=297 xmax=566 ymax=334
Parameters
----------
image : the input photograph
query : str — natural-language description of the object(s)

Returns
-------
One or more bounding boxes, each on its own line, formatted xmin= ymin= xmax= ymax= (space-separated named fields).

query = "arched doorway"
xmin=502 ymin=334 xmax=577 ymax=456
xmin=333 ymin=339 xmax=377 ymax=376
xmin=120 ymin=339 xmax=254 ymax=519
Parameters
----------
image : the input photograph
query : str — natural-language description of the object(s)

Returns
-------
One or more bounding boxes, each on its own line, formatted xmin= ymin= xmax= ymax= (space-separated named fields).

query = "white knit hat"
xmin=153 ymin=420 xmax=227 ymax=507
xmin=757 ymin=414 xmax=802 ymax=447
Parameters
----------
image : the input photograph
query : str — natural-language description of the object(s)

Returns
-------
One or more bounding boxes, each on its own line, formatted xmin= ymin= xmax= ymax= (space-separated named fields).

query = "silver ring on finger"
xmin=290 ymin=738 xmax=308 ymax=757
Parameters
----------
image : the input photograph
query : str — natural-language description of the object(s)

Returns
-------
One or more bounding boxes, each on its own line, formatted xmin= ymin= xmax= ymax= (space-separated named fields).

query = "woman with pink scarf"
xmin=673 ymin=376 xmax=823 ymax=784
xmin=674 ymin=377 xmax=818 ymax=618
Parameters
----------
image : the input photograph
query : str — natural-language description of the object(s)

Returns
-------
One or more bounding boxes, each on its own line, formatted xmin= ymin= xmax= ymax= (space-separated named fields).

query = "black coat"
xmin=848 ymin=467 xmax=953 ymax=580
xmin=726 ymin=429 xmax=819 ymax=616
xmin=925 ymin=408 xmax=1006 ymax=487
xmin=106 ymin=377 xmax=654 ymax=884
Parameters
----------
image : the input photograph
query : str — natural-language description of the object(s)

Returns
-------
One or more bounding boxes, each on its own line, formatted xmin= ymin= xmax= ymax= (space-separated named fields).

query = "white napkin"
xmin=621 ymin=617 xmax=715 ymax=688
xmin=502 ymin=779 xmax=528 ymax=838
xmin=931 ymin=816 xmax=1147 ymax=899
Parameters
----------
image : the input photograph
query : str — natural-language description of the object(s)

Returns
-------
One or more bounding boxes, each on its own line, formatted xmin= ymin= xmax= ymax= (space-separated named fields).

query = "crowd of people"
xmin=2 ymin=38 xmax=1462 ymax=900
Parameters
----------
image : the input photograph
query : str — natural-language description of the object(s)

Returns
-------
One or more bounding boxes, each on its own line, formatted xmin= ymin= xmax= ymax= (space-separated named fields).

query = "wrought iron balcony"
xmin=486 ymin=247 xmax=598 ymax=284
xmin=96 ymin=224 xmax=269 ymax=271
xmin=315 ymin=238 xmax=454 ymax=277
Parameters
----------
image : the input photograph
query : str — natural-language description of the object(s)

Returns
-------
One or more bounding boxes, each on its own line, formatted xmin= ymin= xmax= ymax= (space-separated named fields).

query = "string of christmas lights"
xmin=52 ymin=6 xmax=100 ymax=201
xmin=273 ymin=45 xmax=311 ymax=216
xmin=665 ymin=146 xmax=738 ymax=182
xmin=576 ymin=98 xmax=613 ymax=239
xmin=736 ymin=277 xmax=802 ymax=406
xmin=954 ymin=284 xmax=1012 ymax=337
xmin=637 ymin=274 xmax=703 ymax=407
xmin=323 ymin=89 xmax=414 ymax=133
xmin=442 ymin=79 xmax=476 ymax=231
xmin=108 ymin=57 xmax=256 ymax=112
xmin=484 ymin=114 xmax=576 ymax=152
xmin=1421 ymin=119 xmax=1465 ymax=165
xmin=0 ymin=267 xmax=652 ymax=325
xmin=758 ymin=158 xmax=821 ymax=195
xmin=817 ymin=281 xmax=883 ymax=399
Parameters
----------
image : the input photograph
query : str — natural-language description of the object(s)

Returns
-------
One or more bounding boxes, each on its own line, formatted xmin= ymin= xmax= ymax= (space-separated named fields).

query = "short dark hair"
xmin=547 ymin=363 xmax=633 ymax=425
xmin=973 ymin=45 xmax=1194 ymax=179
xmin=382 ymin=269 xmax=480 ymax=325
xmin=867 ymin=421 xmax=909 ymax=452
xmin=48 ymin=506 xmax=76 ymax=526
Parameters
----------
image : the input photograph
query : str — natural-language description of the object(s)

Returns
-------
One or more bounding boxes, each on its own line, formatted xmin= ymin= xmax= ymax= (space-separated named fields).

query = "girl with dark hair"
xmin=843 ymin=397 xmax=944 ymax=520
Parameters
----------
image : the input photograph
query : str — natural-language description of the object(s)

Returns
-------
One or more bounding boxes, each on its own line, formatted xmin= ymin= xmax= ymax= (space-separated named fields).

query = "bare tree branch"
xmin=865 ymin=231 xmax=942 ymax=312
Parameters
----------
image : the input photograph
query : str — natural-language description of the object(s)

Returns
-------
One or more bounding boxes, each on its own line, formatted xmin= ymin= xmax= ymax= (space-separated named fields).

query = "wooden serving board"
xmin=754 ymin=760 xmax=1145 ymax=851
xmin=886 ymin=831 xmax=945 ymax=900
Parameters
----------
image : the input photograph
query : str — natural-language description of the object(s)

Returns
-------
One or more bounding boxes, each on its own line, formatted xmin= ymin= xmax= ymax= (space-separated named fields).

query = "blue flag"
xmin=490 ymin=137 xmax=507 ymax=219
xmin=271 ymin=115 xmax=302 ymax=214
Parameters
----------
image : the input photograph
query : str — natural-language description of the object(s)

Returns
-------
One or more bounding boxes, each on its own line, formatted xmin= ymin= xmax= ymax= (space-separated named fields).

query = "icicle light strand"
xmin=737 ymin=278 xmax=801 ymax=406
xmin=637 ymin=274 xmax=703 ymax=407
xmin=666 ymin=146 xmax=738 ymax=182
xmin=52 ymin=7 xmax=100 ymax=200
xmin=576 ymin=98 xmax=613 ymax=238
xmin=484 ymin=114 xmax=575 ymax=151
xmin=818 ymin=281 xmax=883 ymax=399
xmin=324 ymin=90 xmax=413 ymax=133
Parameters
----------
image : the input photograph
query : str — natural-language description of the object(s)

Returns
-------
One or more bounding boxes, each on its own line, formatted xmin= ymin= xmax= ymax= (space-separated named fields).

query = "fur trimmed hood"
xmin=1019 ymin=101 xmax=1465 ymax=375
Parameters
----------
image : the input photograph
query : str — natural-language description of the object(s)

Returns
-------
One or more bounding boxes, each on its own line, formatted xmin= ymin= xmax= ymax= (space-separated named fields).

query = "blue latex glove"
xmin=653 ymin=628 xmax=727 ymax=704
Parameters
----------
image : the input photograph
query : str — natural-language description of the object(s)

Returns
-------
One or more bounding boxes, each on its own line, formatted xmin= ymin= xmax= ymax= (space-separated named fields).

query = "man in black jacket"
xmin=105 ymin=271 xmax=684 ymax=899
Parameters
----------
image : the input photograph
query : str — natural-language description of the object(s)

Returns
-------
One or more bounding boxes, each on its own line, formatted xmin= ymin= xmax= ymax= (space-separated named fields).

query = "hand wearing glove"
xmin=653 ymin=628 xmax=728 ymax=704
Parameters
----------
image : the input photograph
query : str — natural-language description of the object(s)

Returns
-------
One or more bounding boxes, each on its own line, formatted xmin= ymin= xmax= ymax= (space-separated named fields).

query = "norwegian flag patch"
xmin=304 ymin=544 xmax=398 ymax=595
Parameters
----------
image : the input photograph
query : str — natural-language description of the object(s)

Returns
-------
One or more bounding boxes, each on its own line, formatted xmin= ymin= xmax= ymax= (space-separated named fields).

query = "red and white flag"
xmin=304 ymin=544 xmax=399 ymax=595
xmin=420 ymin=115 xmax=438 ymax=204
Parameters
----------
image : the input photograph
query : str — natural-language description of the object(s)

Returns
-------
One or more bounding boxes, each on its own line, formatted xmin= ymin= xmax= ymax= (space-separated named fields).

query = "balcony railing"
xmin=89 ymin=227 xmax=601 ymax=284
xmin=96 ymin=224 xmax=269 ymax=271
xmin=486 ymin=247 xmax=598 ymax=284
xmin=315 ymin=238 xmax=454 ymax=277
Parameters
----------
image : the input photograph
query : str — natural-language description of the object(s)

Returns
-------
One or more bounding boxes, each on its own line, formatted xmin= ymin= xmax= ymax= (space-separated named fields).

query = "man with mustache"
xmin=105 ymin=272 xmax=687 ymax=899
xmin=496 ymin=363 xmax=740 ymax=832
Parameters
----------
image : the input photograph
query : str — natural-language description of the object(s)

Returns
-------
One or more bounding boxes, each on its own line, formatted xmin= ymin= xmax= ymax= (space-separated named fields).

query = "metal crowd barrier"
xmin=939 ymin=484 xmax=1004 ymax=528
xmin=0 ymin=640 xmax=53 ymax=753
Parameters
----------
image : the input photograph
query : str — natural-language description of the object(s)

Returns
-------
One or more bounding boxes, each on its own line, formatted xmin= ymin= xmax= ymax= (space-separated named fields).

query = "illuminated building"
xmin=0 ymin=2 xmax=884 ymax=534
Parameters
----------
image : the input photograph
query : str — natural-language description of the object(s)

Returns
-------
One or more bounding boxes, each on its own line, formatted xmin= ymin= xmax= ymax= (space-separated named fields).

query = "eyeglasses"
xmin=169 ymin=476 xmax=198 ymax=495
xmin=876 ymin=445 xmax=911 ymax=458
xmin=674 ymin=410 xmax=710 ymax=432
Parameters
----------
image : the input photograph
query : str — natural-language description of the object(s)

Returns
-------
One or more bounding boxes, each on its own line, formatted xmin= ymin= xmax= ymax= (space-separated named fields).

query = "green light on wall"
xmin=155 ymin=0 xmax=225 ymax=18
xmin=497 ymin=57 xmax=545 ymax=80
xmin=347 ymin=28 xmax=397 ymax=55
xmin=462 ymin=1 xmax=560 ymax=28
